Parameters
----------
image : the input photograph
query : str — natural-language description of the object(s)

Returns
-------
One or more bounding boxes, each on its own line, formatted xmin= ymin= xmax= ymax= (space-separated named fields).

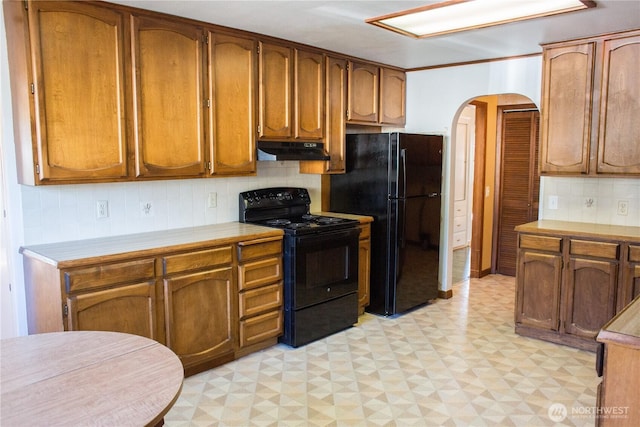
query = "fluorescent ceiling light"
xmin=366 ymin=0 xmax=596 ymax=39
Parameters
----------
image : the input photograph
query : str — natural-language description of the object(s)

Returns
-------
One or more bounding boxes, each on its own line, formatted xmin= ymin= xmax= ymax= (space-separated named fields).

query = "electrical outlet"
xmin=617 ymin=200 xmax=629 ymax=216
xmin=207 ymin=192 xmax=217 ymax=208
xmin=548 ymin=195 xmax=558 ymax=210
xmin=96 ymin=200 xmax=109 ymax=219
xmin=140 ymin=201 xmax=154 ymax=217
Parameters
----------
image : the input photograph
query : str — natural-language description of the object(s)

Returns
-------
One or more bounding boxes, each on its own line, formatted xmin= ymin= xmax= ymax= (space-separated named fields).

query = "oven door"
xmin=287 ymin=228 xmax=359 ymax=309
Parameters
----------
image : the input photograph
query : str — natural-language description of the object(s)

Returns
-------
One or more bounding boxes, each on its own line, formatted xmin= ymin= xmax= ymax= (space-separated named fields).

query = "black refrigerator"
xmin=330 ymin=133 xmax=443 ymax=316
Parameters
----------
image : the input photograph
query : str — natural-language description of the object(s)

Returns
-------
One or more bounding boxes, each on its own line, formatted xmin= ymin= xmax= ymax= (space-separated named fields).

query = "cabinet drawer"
xmin=570 ymin=240 xmax=619 ymax=260
xmin=453 ymin=201 xmax=467 ymax=217
xmin=453 ymin=232 xmax=467 ymax=248
xmin=237 ymin=237 xmax=282 ymax=262
xmin=629 ymin=245 xmax=640 ymax=262
xmin=239 ymin=310 xmax=282 ymax=347
xmin=519 ymin=234 xmax=562 ymax=252
xmin=65 ymin=259 xmax=156 ymax=293
xmin=453 ymin=215 xmax=466 ymax=233
xmin=238 ymin=257 xmax=282 ymax=291
xmin=163 ymin=246 xmax=232 ymax=275
xmin=239 ymin=282 xmax=283 ymax=319
xmin=359 ymin=224 xmax=370 ymax=239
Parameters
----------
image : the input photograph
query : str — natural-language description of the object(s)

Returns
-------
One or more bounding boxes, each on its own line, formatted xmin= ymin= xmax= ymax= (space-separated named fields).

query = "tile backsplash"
xmin=21 ymin=162 xmax=321 ymax=245
xmin=540 ymin=176 xmax=640 ymax=227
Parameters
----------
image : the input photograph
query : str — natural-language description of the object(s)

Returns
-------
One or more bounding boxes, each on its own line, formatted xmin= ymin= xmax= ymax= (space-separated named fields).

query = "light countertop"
xmin=20 ymin=222 xmax=283 ymax=268
xmin=515 ymin=220 xmax=640 ymax=242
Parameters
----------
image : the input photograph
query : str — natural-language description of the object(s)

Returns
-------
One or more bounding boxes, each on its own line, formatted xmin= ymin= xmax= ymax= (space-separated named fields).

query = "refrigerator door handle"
xmin=399 ymin=148 xmax=407 ymax=199
xmin=399 ymin=198 xmax=406 ymax=249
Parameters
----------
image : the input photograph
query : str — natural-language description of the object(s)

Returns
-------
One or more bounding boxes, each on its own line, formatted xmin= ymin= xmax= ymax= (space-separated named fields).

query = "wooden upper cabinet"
xmin=597 ymin=34 xmax=640 ymax=174
xmin=209 ymin=32 xmax=257 ymax=175
xmin=540 ymin=29 xmax=640 ymax=176
xmin=347 ymin=61 xmax=379 ymax=124
xmin=258 ymin=42 xmax=293 ymax=139
xmin=539 ymin=43 xmax=594 ymax=175
xmin=131 ymin=15 xmax=208 ymax=178
xmin=294 ymin=49 xmax=324 ymax=140
xmin=26 ymin=1 xmax=129 ymax=182
xmin=379 ymin=67 xmax=406 ymax=125
xmin=300 ymin=56 xmax=347 ymax=174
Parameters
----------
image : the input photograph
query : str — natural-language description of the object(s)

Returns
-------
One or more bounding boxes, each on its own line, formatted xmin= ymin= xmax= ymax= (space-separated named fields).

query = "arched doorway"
xmin=452 ymin=94 xmax=540 ymax=282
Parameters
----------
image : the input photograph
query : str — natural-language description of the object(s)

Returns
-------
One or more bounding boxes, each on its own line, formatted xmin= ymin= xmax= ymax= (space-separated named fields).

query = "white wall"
xmin=405 ymin=56 xmax=640 ymax=294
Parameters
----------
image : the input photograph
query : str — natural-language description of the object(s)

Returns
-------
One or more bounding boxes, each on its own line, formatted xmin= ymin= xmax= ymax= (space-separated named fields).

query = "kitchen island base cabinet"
xmin=514 ymin=221 xmax=640 ymax=352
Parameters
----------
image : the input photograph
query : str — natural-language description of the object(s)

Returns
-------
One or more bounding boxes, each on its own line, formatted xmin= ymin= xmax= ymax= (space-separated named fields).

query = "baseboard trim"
xmin=438 ymin=289 xmax=453 ymax=299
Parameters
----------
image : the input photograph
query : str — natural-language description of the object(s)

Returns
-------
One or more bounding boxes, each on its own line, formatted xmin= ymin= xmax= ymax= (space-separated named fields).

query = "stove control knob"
xmin=326 ymin=287 xmax=331 ymax=292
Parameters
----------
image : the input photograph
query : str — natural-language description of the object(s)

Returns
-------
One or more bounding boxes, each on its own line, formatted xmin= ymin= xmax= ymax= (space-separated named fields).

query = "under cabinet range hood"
xmin=257 ymin=141 xmax=330 ymax=161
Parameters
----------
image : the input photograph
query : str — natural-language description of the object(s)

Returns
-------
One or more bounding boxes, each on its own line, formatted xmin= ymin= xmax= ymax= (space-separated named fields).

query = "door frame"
xmin=469 ymin=100 xmax=487 ymax=278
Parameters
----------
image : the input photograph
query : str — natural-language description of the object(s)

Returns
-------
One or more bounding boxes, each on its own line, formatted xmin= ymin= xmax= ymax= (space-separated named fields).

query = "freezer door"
xmin=393 ymin=134 xmax=443 ymax=199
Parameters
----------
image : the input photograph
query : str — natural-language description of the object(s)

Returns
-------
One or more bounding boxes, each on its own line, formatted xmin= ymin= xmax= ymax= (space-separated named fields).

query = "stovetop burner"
xmin=238 ymin=187 xmax=359 ymax=235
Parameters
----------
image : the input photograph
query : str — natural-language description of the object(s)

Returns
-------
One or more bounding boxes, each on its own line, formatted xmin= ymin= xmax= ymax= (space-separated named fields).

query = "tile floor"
xmin=165 ymin=275 xmax=599 ymax=426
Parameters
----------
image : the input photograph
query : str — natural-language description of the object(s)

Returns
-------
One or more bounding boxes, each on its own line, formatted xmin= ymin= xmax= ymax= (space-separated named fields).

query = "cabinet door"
xmin=597 ymin=34 xmax=640 ymax=174
xmin=565 ymin=258 xmax=618 ymax=339
xmin=27 ymin=1 xmax=128 ymax=182
xmin=515 ymin=250 xmax=562 ymax=330
xmin=347 ymin=61 xmax=379 ymax=123
xmin=299 ymin=55 xmax=346 ymax=174
xmin=358 ymin=225 xmax=371 ymax=313
xmin=210 ymin=32 xmax=256 ymax=175
xmin=539 ymin=43 xmax=595 ymax=174
xmin=164 ymin=267 xmax=234 ymax=369
xmin=618 ymin=245 xmax=640 ymax=311
xmin=294 ymin=49 xmax=324 ymax=139
xmin=67 ymin=282 xmax=156 ymax=339
xmin=131 ymin=15 xmax=207 ymax=178
xmin=379 ymin=67 xmax=406 ymax=125
xmin=259 ymin=42 xmax=293 ymax=139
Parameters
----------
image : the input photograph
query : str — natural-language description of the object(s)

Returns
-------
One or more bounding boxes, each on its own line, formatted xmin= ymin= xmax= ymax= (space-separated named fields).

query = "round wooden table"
xmin=1 ymin=331 xmax=184 ymax=426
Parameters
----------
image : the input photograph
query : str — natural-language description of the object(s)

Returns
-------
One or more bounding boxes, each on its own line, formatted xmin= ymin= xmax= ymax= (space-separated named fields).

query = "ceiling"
xmin=110 ymin=0 xmax=640 ymax=69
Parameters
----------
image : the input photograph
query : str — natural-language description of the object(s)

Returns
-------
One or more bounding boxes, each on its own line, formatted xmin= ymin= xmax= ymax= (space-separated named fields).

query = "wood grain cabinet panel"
xmin=131 ymin=15 xmax=208 ymax=178
xmin=515 ymin=250 xmax=562 ymax=330
xmin=597 ymin=34 xmax=640 ymax=174
xmin=26 ymin=1 xmax=129 ymax=182
xmin=67 ymin=281 xmax=156 ymax=340
xmin=300 ymin=55 xmax=347 ymax=174
xmin=259 ymin=42 xmax=293 ymax=139
xmin=539 ymin=43 xmax=594 ymax=174
xmin=565 ymin=257 xmax=618 ymax=339
xmin=295 ymin=49 xmax=324 ymax=139
xmin=163 ymin=267 xmax=235 ymax=373
xmin=379 ymin=67 xmax=406 ymax=125
xmin=358 ymin=223 xmax=371 ymax=314
xmin=210 ymin=32 xmax=257 ymax=175
xmin=347 ymin=61 xmax=379 ymax=124
xmin=540 ymin=30 xmax=640 ymax=176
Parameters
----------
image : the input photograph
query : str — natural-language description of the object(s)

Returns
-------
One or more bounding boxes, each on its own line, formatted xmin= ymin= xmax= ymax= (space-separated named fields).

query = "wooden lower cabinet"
xmin=20 ymin=228 xmax=284 ymax=377
xmin=514 ymin=223 xmax=639 ymax=351
xmin=358 ymin=223 xmax=371 ymax=314
xmin=515 ymin=249 xmax=562 ymax=330
xmin=67 ymin=281 xmax=157 ymax=340
xmin=164 ymin=266 xmax=235 ymax=376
